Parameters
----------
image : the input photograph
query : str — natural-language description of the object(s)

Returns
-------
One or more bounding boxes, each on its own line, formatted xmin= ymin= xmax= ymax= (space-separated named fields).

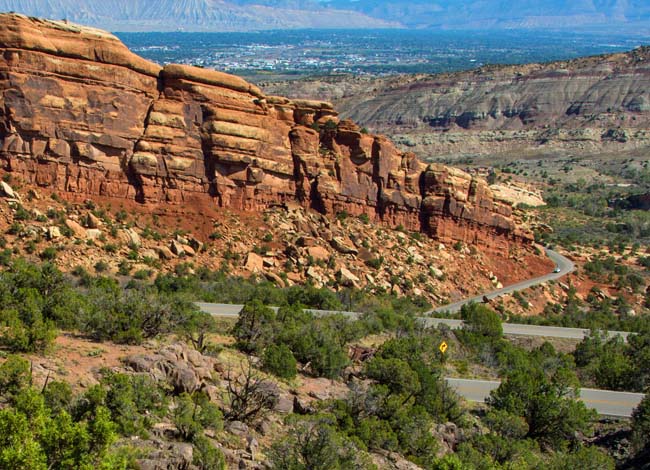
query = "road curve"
xmin=421 ymin=248 xmax=629 ymax=341
xmin=196 ymin=249 xmax=575 ymax=322
xmin=426 ymin=248 xmax=575 ymax=315
xmin=445 ymin=377 xmax=644 ymax=417
xmin=196 ymin=248 xmax=640 ymax=417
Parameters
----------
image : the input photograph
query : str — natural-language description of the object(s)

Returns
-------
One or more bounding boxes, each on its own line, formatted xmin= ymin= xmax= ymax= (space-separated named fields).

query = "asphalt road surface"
xmin=423 ymin=248 xmax=629 ymax=340
xmin=426 ymin=248 xmax=575 ymax=315
xmin=424 ymin=318 xmax=630 ymax=341
xmin=196 ymin=302 xmax=630 ymax=341
xmin=445 ymin=378 xmax=644 ymax=417
xmin=197 ymin=248 xmax=641 ymax=417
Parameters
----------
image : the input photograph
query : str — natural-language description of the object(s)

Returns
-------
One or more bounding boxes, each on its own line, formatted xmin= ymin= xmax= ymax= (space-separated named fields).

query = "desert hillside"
xmin=261 ymin=47 xmax=650 ymax=158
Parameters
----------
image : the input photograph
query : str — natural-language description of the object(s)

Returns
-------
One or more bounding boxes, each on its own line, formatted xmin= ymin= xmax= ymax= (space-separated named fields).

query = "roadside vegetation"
xmin=0 ymin=252 xmax=648 ymax=468
xmin=0 ymin=356 xmax=225 ymax=470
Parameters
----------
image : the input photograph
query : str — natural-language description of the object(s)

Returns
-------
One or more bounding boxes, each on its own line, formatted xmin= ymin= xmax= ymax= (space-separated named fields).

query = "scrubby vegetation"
xmin=0 ymin=259 xmax=211 ymax=352
xmin=0 ymin=256 xmax=647 ymax=468
xmin=327 ymin=333 xmax=462 ymax=467
xmin=258 ymin=302 xmax=622 ymax=469
xmin=537 ymin=179 xmax=650 ymax=249
xmin=573 ymin=329 xmax=650 ymax=392
xmin=509 ymin=282 xmax=650 ymax=333
xmin=0 ymin=357 xmax=225 ymax=470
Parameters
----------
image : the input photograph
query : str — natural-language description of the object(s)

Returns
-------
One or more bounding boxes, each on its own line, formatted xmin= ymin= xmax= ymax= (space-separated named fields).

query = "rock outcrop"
xmin=124 ymin=343 xmax=219 ymax=395
xmin=0 ymin=14 xmax=530 ymax=247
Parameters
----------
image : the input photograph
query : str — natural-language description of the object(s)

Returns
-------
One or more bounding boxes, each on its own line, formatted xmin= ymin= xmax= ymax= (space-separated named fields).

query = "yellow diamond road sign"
xmin=439 ymin=341 xmax=448 ymax=354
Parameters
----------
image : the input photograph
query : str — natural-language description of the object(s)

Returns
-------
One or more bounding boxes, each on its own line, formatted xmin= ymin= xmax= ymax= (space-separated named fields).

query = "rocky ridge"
xmin=0 ymin=179 xmax=550 ymax=306
xmin=261 ymin=47 xmax=650 ymax=158
xmin=325 ymin=0 xmax=650 ymax=29
xmin=2 ymin=0 xmax=649 ymax=31
xmin=0 ymin=13 xmax=529 ymax=249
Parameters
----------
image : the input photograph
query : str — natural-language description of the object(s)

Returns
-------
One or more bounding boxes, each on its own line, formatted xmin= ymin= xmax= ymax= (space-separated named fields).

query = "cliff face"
xmin=262 ymin=48 xmax=650 ymax=156
xmin=0 ymin=14 xmax=528 ymax=248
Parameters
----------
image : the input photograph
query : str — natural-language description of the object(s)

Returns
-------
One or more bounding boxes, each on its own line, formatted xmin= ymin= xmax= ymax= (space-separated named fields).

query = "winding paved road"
xmin=445 ymin=378 xmax=644 ymax=417
xmin=422 ymin=248 xmax=629 ymax=341
xmin=196 ymin=249 xmax=642 ymax=416
xmin=198 ymin=249 xmax=575 ymax=322
xmin=426 ymin=248 xmax=575 ymax=315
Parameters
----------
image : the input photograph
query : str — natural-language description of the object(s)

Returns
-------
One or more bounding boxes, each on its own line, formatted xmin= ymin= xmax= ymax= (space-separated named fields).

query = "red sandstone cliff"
xmin=0 ymin=14 xmax=529 ymax=248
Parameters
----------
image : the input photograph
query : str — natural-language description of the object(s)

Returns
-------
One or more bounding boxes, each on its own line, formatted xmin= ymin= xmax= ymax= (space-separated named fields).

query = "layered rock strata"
xmin=0 ymin=14 xmax=529 ymax=247
xmin=263 ymin=47 xmax=650 ymax=156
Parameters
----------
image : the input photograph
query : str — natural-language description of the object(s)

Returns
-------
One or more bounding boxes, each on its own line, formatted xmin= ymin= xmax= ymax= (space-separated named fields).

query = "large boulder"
xmin=244 ymin=252 xmax=264 ymax=273
xmin=135 ymin=440 xmax=194 ymax=470
xmin=123 ymin=343 xmax=219 ymax=394
xmin=65 ymin=219 xmax=87 ymax=238
xmin=0 ymin=181 xmax=17 ymax=199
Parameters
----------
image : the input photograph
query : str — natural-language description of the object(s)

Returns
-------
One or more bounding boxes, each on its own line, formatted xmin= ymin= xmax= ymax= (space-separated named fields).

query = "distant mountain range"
xmin=0 ymin=0 xmax=397 ymax=31
xmin=323 ymin=0 xmax=650 ymax=29
xmin=0 ymin=0 xmax=648 ymax=31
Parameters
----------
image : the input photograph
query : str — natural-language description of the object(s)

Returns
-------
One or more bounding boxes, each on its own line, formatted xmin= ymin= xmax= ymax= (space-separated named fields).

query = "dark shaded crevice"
xmin=371 ymin=138 xmax=386 ymax=219
xmin=291 ymin=153 xmax=307 ymax=203
xmin=1 ymin=102 xmax=14 ymax=136
xmin=1 ymin=89 xmax=27 ymax=166
xmin=417 ymin=170 xmax=430 ymax=235
xmin=309 ymin=178 xmax=325 ymax=214
xmin=127 ymin=94 xmax=157 ymax=204
xmin=442 ymin=194 xmax=452 ymax=217
xmin=200 ymin=106 xmax=218 ymax=200
xmin=375 ymin=183 xmax=386 ymax=219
